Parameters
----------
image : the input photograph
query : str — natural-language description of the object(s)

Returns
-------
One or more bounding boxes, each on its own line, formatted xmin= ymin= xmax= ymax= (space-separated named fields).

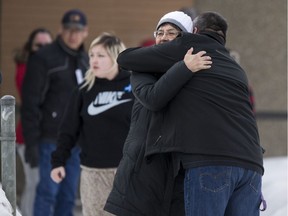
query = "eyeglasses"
xmin=153 ymin=30 xmax=181 ymax=38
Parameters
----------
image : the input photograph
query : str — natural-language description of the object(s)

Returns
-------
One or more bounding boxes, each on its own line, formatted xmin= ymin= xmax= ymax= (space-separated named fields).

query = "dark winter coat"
xmin=117 ymin=31 xmax=264 ymax=174
xmin=22 ymin=36 xmax=89 ymax=147
xmin=21 ymin=36 xmax=89 ymax=166
xmin=105 ymin=63 xmax=193 ymax=215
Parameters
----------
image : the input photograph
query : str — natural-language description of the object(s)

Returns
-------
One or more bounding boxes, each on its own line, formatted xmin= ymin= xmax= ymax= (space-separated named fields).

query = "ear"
xmin=193 ymin=27 xmax=198 ymax=33
xmin=83 ymin=27 xmax=89 ymax=38
xmin=59 ymin=26 xmax=63 ymax=34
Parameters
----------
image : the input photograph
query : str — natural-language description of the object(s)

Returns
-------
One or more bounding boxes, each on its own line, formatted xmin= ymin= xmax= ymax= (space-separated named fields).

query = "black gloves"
xmin=25 ymin=145 xmax=39 ymax=168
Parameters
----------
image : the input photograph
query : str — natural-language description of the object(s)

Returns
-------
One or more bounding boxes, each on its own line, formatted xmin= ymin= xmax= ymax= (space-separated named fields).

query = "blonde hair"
xmin=81 ymin=32 xmax=126 ymax=91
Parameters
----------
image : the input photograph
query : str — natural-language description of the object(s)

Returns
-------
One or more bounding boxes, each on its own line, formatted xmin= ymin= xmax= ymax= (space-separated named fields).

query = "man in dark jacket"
xmin=21 ymin=9 xmax=89 ymax=216
xmin=116 ymin=12 xmax=264 ymax=216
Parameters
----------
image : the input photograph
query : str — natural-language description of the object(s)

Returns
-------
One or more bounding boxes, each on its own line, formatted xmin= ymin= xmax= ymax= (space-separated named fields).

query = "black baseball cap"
xmin=61 ymin=9 xmax=87 ymax=29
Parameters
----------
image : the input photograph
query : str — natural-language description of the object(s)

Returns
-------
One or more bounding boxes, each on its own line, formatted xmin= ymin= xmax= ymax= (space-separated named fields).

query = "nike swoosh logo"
xmin=88 ymin=99 xmax=132 ymax=115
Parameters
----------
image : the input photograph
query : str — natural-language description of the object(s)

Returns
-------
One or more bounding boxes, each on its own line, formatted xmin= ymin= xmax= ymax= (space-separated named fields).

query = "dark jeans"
xmin=184 ymin=166 xmax=262 ymax=216
xmin=33 ymin=140 xmax=80 ymax=216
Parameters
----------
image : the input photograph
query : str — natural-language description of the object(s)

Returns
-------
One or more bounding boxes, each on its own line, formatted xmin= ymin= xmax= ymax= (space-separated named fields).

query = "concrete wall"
xmin=195 ymin=0 xmax=287 ymax=157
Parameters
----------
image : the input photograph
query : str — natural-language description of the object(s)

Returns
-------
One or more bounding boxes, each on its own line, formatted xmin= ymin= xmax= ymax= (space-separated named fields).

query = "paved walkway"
xmin=74 ymin=198 xmax=83 ymax=216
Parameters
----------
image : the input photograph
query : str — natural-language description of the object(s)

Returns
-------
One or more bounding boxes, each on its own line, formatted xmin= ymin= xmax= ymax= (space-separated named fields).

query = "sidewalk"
xmin=74 ymin=198 xmax=83 ymax=216
xmin=16 ymin=154 xmax=84 ymax=216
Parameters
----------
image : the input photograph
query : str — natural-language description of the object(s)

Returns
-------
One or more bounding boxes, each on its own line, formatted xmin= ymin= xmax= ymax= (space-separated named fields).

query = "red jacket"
xmin=15 ymin=63 xmax=26 ymax=144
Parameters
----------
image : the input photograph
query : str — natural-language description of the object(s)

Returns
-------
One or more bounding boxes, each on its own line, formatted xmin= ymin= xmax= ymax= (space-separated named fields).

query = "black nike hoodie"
xmin=51 ymin=69 xmax=134 ymax=168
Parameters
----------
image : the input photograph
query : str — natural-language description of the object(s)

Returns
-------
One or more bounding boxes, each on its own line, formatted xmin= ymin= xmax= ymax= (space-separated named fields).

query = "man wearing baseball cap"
xmin=21 ymin=9 xmax=89 ymax=216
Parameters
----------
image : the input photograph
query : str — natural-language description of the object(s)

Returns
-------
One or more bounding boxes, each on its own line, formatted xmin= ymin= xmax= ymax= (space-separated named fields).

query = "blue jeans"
xmin=34 ymin=140 xmax=80 ymax=216
xmin=184 ymin=166 xmax=262 ymax=216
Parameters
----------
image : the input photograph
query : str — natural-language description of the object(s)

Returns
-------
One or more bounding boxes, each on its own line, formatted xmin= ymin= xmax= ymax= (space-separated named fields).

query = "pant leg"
xmin=224 ymin=169 xmax=262 ymax=216
xmin=34 ymin=141 xmax=60 ymax=216
xmin=169 ymin=168 xmax=185 ymax=216
xmin=80 ymin=167 xmax=115 ymax=216
xmin=54 ymin=146 xmax=81 ymax=216
xmin=184 ymin=166 xmax=262 ymax=216
xmin=17 ymin=144 xmax=39 ymax=216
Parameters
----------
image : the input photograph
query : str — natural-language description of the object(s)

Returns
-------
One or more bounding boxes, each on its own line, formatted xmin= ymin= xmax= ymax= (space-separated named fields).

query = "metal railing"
xmin=0 ymin=95 xmax=16 ymax=216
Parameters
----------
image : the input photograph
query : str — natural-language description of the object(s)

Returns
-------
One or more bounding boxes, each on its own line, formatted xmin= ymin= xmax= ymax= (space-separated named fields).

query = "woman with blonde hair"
xmin=50 ymin=32 xmax=134 ymax=216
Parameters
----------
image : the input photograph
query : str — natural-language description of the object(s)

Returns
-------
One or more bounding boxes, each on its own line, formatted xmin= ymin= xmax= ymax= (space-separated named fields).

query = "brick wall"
xmin=0 ymin=0 xmax=194 ymax=100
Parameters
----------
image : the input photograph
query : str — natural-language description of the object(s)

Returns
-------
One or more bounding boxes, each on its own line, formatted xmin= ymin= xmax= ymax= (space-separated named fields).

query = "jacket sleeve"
xmin=131 ymin=61 xmax=193 ymax=111
xmin=21 ymin=54 xmax=48 ymax=148
xmin=51 ymin=87 xmax=82 ymax=168
xmin=117 ymin=34 xmax=191 ymax=73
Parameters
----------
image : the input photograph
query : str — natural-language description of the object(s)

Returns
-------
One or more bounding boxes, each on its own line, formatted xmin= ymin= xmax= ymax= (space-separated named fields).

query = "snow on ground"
xmin=0 ymin=184 xmax=21 ymax=216
xmin=260 ymin=156 xmax=288 ymax=216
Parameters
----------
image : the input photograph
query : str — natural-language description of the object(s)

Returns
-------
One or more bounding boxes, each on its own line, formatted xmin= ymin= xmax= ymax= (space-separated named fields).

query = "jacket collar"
xmin=56 ymin=35 xmax=85 ymax=56
xmin=199 ymin=31 xmax=226 ymax=45
xmin=95 ymin=68 xmax=131 ymax=83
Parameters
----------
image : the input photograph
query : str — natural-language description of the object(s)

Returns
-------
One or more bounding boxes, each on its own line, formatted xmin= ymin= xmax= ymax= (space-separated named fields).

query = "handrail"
xmin=0 ymin=95 xmax=16 ymax=216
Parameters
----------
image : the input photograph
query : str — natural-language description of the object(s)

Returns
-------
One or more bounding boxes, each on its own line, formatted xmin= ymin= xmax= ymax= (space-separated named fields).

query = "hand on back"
xmin=184 ymin=48 xmax=212 ymax=73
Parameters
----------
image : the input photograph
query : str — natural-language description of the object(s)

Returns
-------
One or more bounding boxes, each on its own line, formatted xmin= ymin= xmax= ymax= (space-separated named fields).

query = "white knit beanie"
xmin=156 ymin=11 xmax=193 ymax=33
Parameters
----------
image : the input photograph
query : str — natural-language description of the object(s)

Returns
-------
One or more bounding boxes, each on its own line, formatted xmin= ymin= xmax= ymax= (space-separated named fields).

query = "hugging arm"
xmin=131 ymin=48 xmax=212 ymax=111
xmin=131 ymin=61 xmax=192 ymax=111
xmin=117 ymin=33 xmax=194 ymax=73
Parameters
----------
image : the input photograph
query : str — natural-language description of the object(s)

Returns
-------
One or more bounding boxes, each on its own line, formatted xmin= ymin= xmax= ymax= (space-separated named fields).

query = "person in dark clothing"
xmin=50 ymin=32 xmax=134 ymax=216
xmin=104 ymin=11 xmax=212 ymax=216
xmin=115 ymin=11 xmax=265 ymax=216
xmin=14 ymin=27 xmax=53 ymax=216
xmin=21 ymin=9 xmax=89 ymax=216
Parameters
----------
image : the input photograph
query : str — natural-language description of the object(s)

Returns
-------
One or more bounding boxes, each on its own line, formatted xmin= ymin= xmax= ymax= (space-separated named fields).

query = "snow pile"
xmin=260 ymin=156 xmax=287 ymax=216
xmin=0 ymin=185 xmax=21 ymax=216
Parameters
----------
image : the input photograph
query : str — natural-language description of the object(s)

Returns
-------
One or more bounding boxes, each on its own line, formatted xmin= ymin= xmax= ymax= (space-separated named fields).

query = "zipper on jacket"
xmin=153 ymin=135 xmax=162 ymax=146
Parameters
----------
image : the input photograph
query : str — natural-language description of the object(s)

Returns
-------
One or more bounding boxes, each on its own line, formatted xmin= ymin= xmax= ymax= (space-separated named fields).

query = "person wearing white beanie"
xmin=104 ymin=10 xmax=211 ymax=216
xmin=115 ymin=11 xmax=264 ymax=216
xmin=153 ymin=11 xmax=193 ymax=45
xmin=156 ymin=11 xmax=193 ymax=33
